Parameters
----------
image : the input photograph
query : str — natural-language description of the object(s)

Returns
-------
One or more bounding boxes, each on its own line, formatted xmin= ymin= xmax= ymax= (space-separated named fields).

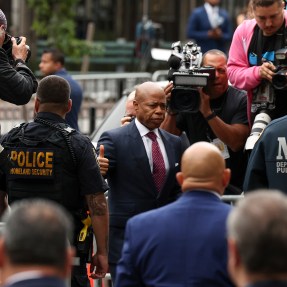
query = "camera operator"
xmin=0 ymin=9 xmax=37 ymax=105
xmin=228 ymin=0 xmax=287 ymax=125
xmin=161 ymin=49 xmax=250 ymax=195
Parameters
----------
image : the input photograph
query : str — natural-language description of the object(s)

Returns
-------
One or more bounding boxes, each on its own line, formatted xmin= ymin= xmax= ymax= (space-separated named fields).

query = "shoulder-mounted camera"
xmin=167 ymin=41 xmax=215 ymax=113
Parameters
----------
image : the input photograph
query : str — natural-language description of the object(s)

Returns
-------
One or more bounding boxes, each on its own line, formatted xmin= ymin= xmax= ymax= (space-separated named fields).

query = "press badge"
xmin=212 ymin=138 xmax=230 ymax=159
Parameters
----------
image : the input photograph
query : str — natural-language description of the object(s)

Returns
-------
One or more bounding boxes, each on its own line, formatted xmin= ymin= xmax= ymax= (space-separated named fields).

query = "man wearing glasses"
xmin=228 ymin=0 xmax=287 ymax=125
xmin=161 ymin=49 xmax=250 ymax=195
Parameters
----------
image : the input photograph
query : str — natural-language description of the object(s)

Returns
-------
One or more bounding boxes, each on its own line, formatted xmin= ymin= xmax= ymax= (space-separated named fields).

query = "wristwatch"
xmin=205 ymin=110 xmax=216 ymax=121
xmin=15 ymin=59 xmax=25 ymax=67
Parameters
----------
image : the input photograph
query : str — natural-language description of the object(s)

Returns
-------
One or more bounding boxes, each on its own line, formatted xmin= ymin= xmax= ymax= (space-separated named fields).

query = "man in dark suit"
xmin=227 ymin=190 xmax=287 ymax=287
xmin=186 ymin=0 xmax=232 ymax=53
xmin=0 ymin=199 xmax=74 ymax=287
xmin=115 ymin=141 xmax=235 ymax=287
xmin=96 ymin=81 xmax=185 ymax=281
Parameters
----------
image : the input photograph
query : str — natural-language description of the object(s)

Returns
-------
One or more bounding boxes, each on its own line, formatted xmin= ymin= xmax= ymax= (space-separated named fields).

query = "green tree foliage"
xmin=27 ymin=0 xmax=100 ymax=57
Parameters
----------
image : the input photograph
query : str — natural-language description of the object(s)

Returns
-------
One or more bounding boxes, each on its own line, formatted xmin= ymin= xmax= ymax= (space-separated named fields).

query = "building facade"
xmin=1 ymin=0 xmax=249 ymax=43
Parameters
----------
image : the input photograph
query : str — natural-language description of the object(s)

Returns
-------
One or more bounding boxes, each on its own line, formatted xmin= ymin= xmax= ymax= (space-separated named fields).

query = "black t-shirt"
xmin=176 ymin=86 xmax=248 ymax=193
xmin=248 ymin=23 xmax=287 ymax=120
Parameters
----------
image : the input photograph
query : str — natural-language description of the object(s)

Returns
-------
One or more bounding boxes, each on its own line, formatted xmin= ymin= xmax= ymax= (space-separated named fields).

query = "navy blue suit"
xmin=186 ymin=5 xmax=232 ymax=53
xmin=3 ymin=276 xmax=66 ymax=287
xmin=115 ymin=190 xmax=235 ymax=287
xmin=96 ymin=120 xmax=184 ymax=279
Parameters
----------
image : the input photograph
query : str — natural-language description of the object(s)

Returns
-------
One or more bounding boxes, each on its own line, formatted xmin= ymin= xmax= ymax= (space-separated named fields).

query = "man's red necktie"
xmin=146 ymin=132 xmax=166 ymax=192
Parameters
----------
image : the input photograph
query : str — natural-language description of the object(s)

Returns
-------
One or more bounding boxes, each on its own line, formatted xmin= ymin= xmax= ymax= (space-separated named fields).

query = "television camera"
xmin=167 ymin=41 xmax=215 ymax=113
xmin=245 ymin=47 xmax=287 ymax=150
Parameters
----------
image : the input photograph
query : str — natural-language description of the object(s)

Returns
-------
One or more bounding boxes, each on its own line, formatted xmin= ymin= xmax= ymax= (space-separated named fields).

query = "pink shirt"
xmin=227 ymin=11 xmax=287 ymax=124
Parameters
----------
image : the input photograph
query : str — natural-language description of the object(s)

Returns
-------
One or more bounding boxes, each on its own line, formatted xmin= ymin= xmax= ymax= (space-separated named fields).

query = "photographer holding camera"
xmin=228 ymin=0 xmax=287 ymax=126
xmin=0 ymin=9 xmax=37 ymax=106
xmin=161 ymin=49 xmax=250 ymax=195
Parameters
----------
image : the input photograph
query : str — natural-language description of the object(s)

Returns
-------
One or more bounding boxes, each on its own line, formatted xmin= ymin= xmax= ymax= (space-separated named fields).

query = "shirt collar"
xmin=35 ymin=112 xmax=66 ymax=124
xmin=204 ymin=2 xmax=219 ymax=13
xmin=135 ymin=118 xmax=160 ymax=139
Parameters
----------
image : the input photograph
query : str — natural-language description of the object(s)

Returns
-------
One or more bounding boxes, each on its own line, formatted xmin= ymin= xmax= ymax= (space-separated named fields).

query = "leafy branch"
xmin=27 ymin=0 xmax=100 ymax=57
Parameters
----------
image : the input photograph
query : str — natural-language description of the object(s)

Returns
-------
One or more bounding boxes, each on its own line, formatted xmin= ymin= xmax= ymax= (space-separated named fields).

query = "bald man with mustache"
xmin=115 ymin=142 xmax=235 ymax=287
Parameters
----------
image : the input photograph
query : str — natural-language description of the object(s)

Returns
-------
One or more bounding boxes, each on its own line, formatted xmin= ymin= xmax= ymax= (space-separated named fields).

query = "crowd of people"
xmin=1 ymin=1 xmax=287 ymax=287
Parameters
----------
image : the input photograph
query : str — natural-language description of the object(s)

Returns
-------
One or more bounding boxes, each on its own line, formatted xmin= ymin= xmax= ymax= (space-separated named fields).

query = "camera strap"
xmin=256 ymin=20 xmax=286 ymax=66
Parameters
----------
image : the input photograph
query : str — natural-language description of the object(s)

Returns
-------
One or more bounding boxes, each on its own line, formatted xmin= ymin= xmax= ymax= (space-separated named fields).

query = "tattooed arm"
xmin=85 ymin=192 xmax=109 ymax=279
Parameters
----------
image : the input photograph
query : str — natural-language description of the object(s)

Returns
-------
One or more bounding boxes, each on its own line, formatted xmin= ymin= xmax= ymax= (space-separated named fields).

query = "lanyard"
xmin=256 ymin=21 xmax=286 ymax=65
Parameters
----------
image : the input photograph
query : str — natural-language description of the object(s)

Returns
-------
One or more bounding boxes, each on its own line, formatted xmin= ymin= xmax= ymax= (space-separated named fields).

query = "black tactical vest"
xmin=2 ymin=122 xmax=81 ymax=211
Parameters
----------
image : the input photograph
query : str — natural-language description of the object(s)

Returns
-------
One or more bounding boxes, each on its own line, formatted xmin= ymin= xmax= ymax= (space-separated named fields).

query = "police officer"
xmin=244 ymin=115 xmax=287 ymax=194
xmin=0 ymin=75 xmax=109 ymax=287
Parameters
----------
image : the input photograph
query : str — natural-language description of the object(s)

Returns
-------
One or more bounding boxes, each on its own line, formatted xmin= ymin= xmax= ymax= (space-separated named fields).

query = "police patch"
xmin=8 ymin=148 xmax=54 ymax=179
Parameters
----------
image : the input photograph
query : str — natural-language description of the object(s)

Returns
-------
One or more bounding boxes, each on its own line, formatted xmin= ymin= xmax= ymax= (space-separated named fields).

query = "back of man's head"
xmin=227 ymin=190 xmax=287 ymax=282
xmin=176 ymin=141 xmax=230 ymax=194
xmin=0 ymin=199 xmax=73 ymax=270
xmin=37 ymin=75 xmax=70 ymax=105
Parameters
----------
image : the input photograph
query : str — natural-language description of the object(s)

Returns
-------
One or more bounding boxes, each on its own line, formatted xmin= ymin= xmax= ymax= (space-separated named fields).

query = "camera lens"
xmin=272 ymin=72 xmax=287 ymax=90
xmin=245 ymin=112 xmax=271 ymax=150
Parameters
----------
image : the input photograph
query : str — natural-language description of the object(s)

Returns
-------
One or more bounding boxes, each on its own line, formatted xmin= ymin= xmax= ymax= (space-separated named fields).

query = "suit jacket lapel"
xmin=159 ymin=129 xmax=176 ymax=194
xmin=128 ymin=122 xmax=156 ymax=193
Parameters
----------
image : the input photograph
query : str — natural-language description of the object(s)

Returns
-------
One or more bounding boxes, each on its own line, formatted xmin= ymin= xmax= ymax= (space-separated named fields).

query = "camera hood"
xmin=169 ymin=87 xmax=200 ymax=113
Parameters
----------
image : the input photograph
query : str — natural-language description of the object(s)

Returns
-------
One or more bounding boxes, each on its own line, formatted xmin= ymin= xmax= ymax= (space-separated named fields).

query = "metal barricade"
xmin=0 ymin=71 xmax=155 ymax=135
xmin=222 ymin=194 xmax=244 ymax=205
xmin=0 ymin=99 xmax=114 ymax=136
xmin=151 ymin=69 xmax=169 ymax=82
xmin=72 ymin=72 xmax=152 ymax=102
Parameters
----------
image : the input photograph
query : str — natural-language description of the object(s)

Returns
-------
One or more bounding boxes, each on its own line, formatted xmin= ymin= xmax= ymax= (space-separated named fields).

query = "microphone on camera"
xmin=167 ymin=68 xmax=177 ymax=81
xmin=168 ymin=54 xmax=182 ymax=70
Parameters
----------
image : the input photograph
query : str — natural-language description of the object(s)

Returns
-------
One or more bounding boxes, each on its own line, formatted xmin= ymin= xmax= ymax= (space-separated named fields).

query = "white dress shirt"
xmin=135 ymin=118 xmax=169 ymax=173
xmin=204 ymin=2 xmax=223 ymax=29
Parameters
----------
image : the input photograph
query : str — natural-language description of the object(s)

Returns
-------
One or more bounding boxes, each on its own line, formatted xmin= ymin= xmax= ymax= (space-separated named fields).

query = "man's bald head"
xmin=135 ymin=81 xmax=165 ymax=102
xmin=177 ymin=142 xmax=230 ymax=195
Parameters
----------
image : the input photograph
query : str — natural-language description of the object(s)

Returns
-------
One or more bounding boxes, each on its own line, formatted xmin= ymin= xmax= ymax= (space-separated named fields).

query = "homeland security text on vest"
xmin=9 ymin=150 xmax=54 ymax=177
